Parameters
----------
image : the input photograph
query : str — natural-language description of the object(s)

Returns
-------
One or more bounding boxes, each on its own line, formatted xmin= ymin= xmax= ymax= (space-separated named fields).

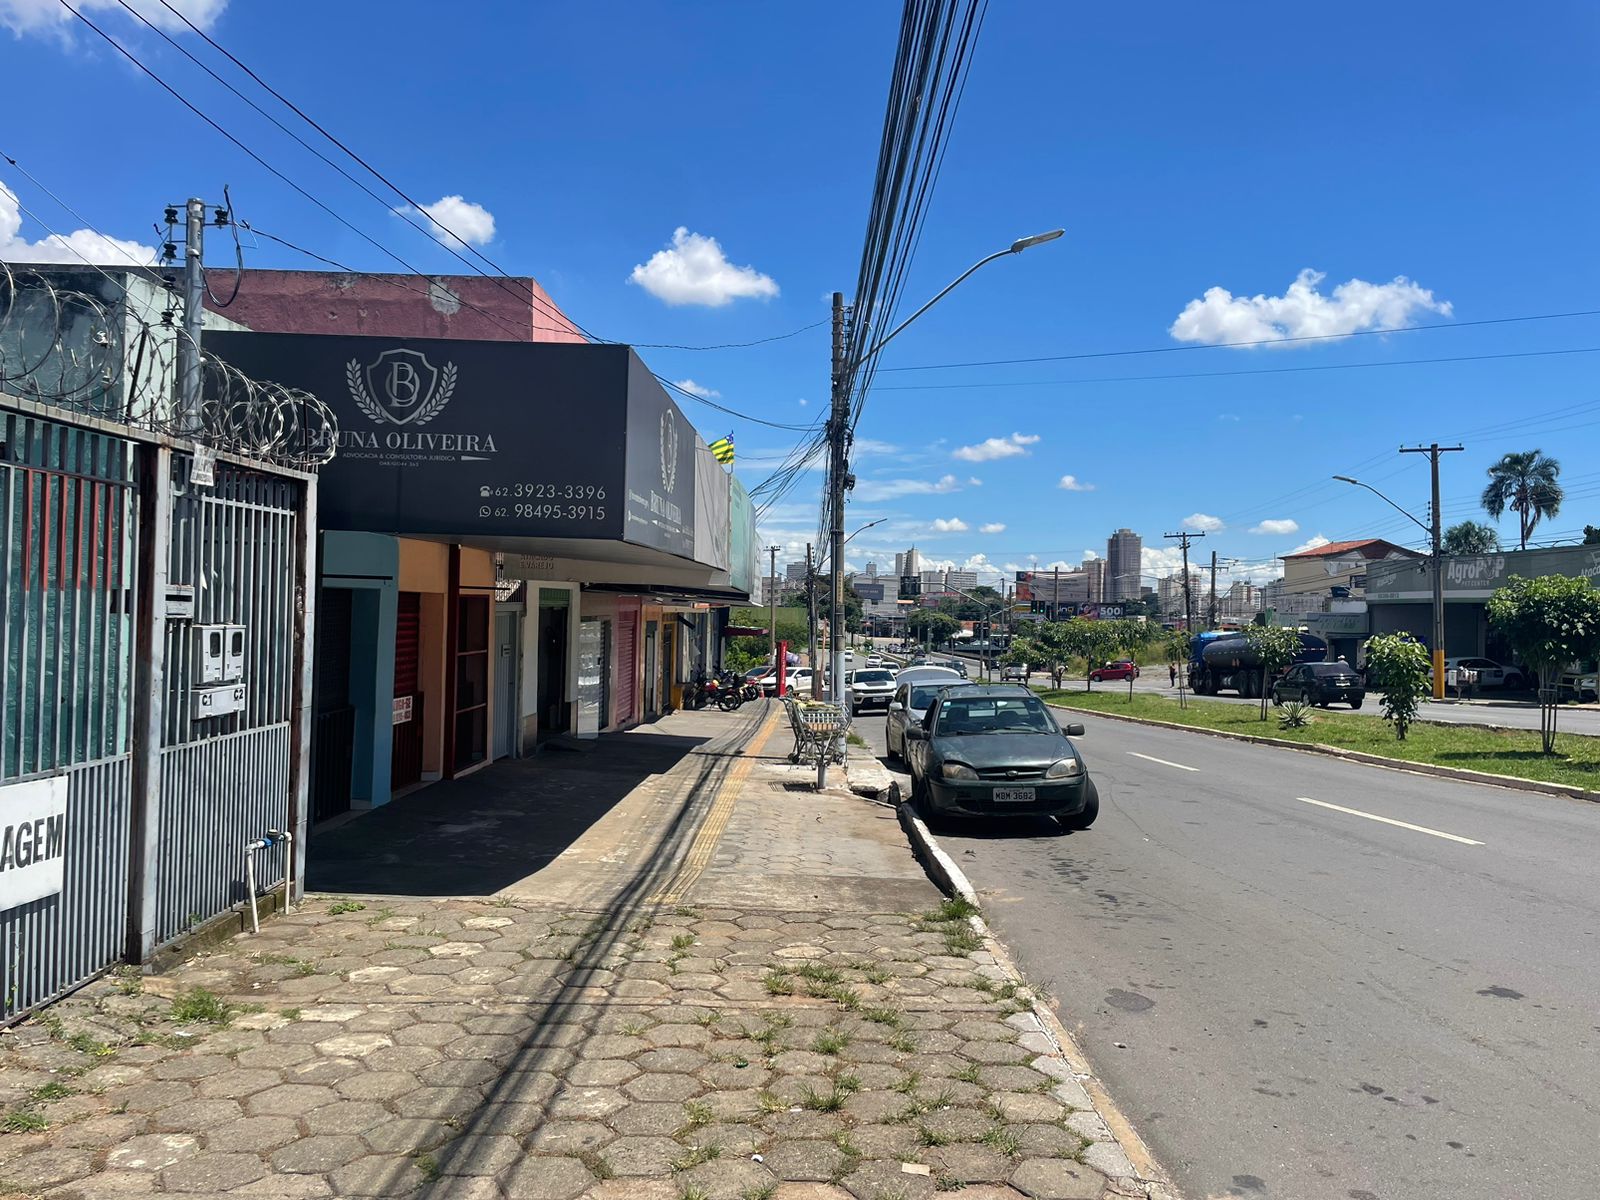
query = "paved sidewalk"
xmin=0 ymin=702 xmax=1155 ymax=1200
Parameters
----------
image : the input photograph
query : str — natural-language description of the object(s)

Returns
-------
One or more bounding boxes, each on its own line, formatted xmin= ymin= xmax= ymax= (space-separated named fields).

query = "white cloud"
xmin=1251 ymin=518 xmax=1300 ymax=536
xmin=979 ymin=522 xmax=1006 ymax=534
xmin=629 ymin=227 xmax=779 ymax=307
xmin=1288 ymin=534 xmax=1332 ymax=556
xmin=0 ymin=182 xmax=155 ymax=266
xmin=1184 ymin=512 xmax=1224 ymax=532
xmin=1058 ymin=475 xmax=1095 ymax=492
xmin=1082 ymin=550 xmax=1100 ymax=560
xmin=0 ymin=0 xmax=224 ymax=38
xmin=952 ymin=432 xmax=1039 ymax=463
xmin=1141 ymin=546 xmax=1187 ymax=577
xmin=931 ymin=517 xmax=969 ymax=533
xmin=1217 ymin=413 xmax=1241 ymax=422
xmin=967 ymin=477 xmax=983 ymax=486
xmin=1170 ymin=268 xmax=1451 ymax=346
xmin=407 ymin=195 xmax=496 ymax=247
xmin=673 ymin=379 xmax=720 ymax=399
xmin=852 ymin=474 xmax=961 ymax=502
xmin=854 ymin=438 xmax=901 ymax=456
xmin=798 ymin=398 xmax=809 ymax=406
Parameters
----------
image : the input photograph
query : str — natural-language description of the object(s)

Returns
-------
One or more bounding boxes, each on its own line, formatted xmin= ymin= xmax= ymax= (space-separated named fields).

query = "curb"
xmin=1044 ymin=702 xmax=1600 ymax=806
xmin=898 ymin=803 xmax=1180 ymax=1200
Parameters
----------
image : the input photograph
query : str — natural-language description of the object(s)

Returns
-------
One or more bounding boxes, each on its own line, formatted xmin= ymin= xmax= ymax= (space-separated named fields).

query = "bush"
xmin=1366 ymin=633 xmax=1432 ymax=741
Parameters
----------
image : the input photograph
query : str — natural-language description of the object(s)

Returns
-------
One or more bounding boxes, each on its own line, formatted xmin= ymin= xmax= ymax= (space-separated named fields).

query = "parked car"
xmin=1088 ymin=660 xmax=1140 ymax=683
xmin=1000 ymin=663 xmax=1030 ymax=682
xmin=1272 ymin=661 xmax=1366 ymax=709
xmin=885 ymin=666 xmax=964 ymax=760
xmin=903 ymin=684 xmax=1097 ymax=829
xmin=757 ymin=666 xmax=824 ymax=696
xmin=848 ymin=667 xmax=897 ymax=715
xmin=1441 ymin=656 xmax=1526 ymax=690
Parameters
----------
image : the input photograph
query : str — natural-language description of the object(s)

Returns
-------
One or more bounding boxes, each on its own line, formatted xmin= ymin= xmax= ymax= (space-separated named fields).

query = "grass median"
xmin=1039 ymin=688 xmax=1600 ymax=793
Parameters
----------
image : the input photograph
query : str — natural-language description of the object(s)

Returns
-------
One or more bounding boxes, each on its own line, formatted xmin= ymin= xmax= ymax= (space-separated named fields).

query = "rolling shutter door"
xmin=614 ymin=602 xmax=638 ymax=725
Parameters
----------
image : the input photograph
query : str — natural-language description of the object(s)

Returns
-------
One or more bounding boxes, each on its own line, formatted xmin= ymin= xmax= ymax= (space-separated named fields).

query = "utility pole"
xmin=767 ymin=546 xmax=781 ymax=669
xmin=1053 ymin=564 xmax=1061 ymax=622
xmin=1208 ymin=550 xmax=1219 ymax=628
xmin=175 ymin=197 xmax=206 ymax=429
xmin=1400 ymin=442 xmax=1464 ymax=699
xmin=1164 ymin=530 xmax=1205 ymax=631
xmin=827 ymin=291 xmax=849 ymax=709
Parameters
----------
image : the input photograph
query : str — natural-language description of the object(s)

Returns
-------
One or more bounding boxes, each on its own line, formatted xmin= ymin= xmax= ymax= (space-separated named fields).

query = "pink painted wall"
xmin=207 ymin=269 xmax=585 ymax=343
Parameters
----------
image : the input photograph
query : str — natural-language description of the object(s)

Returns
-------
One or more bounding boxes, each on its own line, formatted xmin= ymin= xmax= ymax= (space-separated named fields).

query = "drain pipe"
xmin=243 ymin=829 xmax=295 ymax=935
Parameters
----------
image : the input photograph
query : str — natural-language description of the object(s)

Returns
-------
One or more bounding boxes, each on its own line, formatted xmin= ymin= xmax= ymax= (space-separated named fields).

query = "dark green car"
xmin=904 ymin=685 xmax=1098 ymax=830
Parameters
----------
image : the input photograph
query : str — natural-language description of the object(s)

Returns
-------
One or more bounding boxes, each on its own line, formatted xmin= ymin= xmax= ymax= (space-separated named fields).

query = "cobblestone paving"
xmin=0 ymin=895 xmax=1127 ymax=1199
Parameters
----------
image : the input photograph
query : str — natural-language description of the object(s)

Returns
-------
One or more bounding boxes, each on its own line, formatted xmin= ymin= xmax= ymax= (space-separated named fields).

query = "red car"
xmin=1089 ymin=660 xmax=1140 ymax=683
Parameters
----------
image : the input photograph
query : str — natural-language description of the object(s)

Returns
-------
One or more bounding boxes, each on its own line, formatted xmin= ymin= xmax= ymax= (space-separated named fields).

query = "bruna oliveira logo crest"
xmin=347 ymin=348 xmax=457 ymax=427
xmin=660 ymin=408 xmax=679 ymax=492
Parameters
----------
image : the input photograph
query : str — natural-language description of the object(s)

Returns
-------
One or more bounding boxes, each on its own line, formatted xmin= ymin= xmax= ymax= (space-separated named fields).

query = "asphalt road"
xmin=946 ymin=650 xmax=1600 ymax=737
xmin=861 ymin=705 xmax=1600 ymax=1200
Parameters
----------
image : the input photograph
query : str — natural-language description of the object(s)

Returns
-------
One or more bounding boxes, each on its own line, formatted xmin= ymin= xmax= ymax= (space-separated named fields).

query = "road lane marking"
xmin=1295 ymin=796 xmax=1484 ymax=845
xmin=1127 ymin=751 xmax=1198 ymax=772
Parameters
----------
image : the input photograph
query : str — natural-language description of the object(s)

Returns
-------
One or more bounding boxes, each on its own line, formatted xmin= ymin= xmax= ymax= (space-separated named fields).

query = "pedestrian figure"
xmin=1168 ymin=662 xmax=1177 ymax=687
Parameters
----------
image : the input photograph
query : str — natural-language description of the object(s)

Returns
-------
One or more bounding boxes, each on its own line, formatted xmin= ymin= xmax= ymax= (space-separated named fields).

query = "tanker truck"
xmin=1187 ymin=630 xmax=1329 ymax=698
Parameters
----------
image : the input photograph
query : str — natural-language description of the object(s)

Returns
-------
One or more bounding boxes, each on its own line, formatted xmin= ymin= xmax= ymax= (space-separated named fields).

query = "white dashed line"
xmin=1295 ymin=796 xmax=1484 ymax=845
xmin=1127 ymin=751 xmax=1198 ymax=772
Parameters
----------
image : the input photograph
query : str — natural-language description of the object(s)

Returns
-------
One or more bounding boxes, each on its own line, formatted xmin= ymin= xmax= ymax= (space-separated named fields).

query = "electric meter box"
xmin=223 ymin=626 xmax=246 ymax=682
xmin=191 ymin=684 xmax=247 ymax=720
xmin=192 ymin=625 xmax=228 ymax=685
xmin=192 ymin=624 xmax=247 ymax=684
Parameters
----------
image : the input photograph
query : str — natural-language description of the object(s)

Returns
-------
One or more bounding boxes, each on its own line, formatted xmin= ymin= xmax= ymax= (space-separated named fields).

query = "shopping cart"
xmin=784 ymin=697 xmax=849 ymax=775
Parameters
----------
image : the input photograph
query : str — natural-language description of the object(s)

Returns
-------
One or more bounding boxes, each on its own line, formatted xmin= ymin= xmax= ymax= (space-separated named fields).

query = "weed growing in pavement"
xmin=279 ymin=1008 xmax=302 ymax=1022
xmin=765 ymin=1013 xmax=794 ymax=1030
xmin=2 ymin=1109 xmax=47 ymax=1133
xmin=169 ymin=987 xmax=232 ymax=1026
xmin=64 ymin=1031 xmax=114 ymax=1058
xmin=917 ymin=1123 xmax=952 ymax=1147
xmin=680 ymin=1186 xmax=711 ymax=1200
xmin=864 ymin=965 xmax=893 ymax=986
xmin=757 ymin=1089 xmax=787 ymax=1114
xmin=327 ymin=900 xmax=366 ymax=915
xmin=823 ymin=983 xmax=863 ymax=1011
xmin=110 ymin=965 xmax=143 ymax=996
xmin=693 ymin=1011 xmax=721 ymax=1028
xmin=980 ymin=1126 xmax=1021 ymax=1157
xmin=813 ymin=1028 xmax=851 ymax=1055
xmin=490 ymin=896 xmax=513 ymax=908
xmin=682 ymin=1100 xmax=714 ymax=1128
xmin=742 ymin=1184 xmax=777 ymax=1200
xmin=944 ymin=927 xmax=983 ymax=956
xmin=671 ymin=1143 xmax=723 ymax=1171
xmin=888 ymin=1030 xmax=917 ymax=1053
xmin=953 ymin=1063 xmax=982 ymax=1086
xmin=631 ymin=915 xmax=655 ymax=935
xmin=762 ymin=970 xmax=795 ymax=997
xmin=413 ymin=1152 xmax=440 ymax=1181
xmin=801 ymin=1084 xmax=847 ymax=1113
xmin=620 ymin=1020 xmax=649 ymax=1037
xmin=831 ymin=1131 xmax=863 ymax=1184
xmin=29 ymin=1082 xmax=73 ymax=1103
xmin=581 ymin=1151 xmax=615 ymax=1180
xmin=927 ymin=896 xmax=980 ymax=923
xmin=863 ymin=1005 xmax=903 ymax=1027
xmin=794 ymin=962 xmax=845 ymax=985
xmin=935 ymin=1173 xmax=966 ymax=1191
xmin=671 ymin=933 xmax=697 ymax=952
xmin=892 ymin=1071 xmax=922 ymax=1095
xmin=871 ymin=1187 xmax=911 ymax=1200
xmin=832 ymin=1071 xmax=862 ymax=1095
xmin=674 ymin=905 xmax=702 ymax=918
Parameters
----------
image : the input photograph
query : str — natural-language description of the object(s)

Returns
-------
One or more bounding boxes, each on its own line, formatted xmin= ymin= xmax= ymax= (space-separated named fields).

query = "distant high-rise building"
xmin=920 ymin=569 xmax=945 ymax=591
xmin=893 ymin=552 xmax=905 ymax=577
xmin=944 ymin=570 xmax=979 ymax=592
xmin=1106 ymin=529 xmax=1142 ymax=601
xmin=864 ymin=561 xmax=878 ymax=578
xmin=785 ymin=561 xmax=809 ymax=585
xmin=1083 ymin=557 xmax=1106 ymax=603
xmin=903 ymin=546 xmax=922 ymax=578
xmin=1158 ymin=571 xmax=1206 ymax=620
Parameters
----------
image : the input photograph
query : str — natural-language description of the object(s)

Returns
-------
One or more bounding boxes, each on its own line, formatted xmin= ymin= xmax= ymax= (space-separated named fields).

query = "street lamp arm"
xmin=849 ymin=229 xmax=1065 ymax=372
xmin=1331 ymin=475 xmax=1432 ymax=539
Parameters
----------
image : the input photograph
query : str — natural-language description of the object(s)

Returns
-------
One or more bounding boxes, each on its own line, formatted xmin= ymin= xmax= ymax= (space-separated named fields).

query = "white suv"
xmin=848 ymin=667 xmax=897 ymax=715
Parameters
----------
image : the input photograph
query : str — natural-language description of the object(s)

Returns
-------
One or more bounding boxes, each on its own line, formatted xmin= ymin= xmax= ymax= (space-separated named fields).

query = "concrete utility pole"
xmin=1053 ymin=565 xmax=1061 ymax=622
xmin=1400 ymin=442 xmax=1464 ymax=699
xmin=806 ymin=543 xmax=823 ymax=699
xmin=827 ymin=292 xmax=848 ymax=709
xmin=176 ymin=197 xmax=206 ymax=429
xmin=767 ymin=546 xmax=781 ymax=669
xmin=1165 ymin=530 xmax=1205 ymax=631
xmin=1208 ymin=550 xmax=1219 ymax=628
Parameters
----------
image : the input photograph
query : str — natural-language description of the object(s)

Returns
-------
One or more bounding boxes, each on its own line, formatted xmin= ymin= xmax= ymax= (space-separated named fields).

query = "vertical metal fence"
xmin=0 ymin=411 xmax=138 ymax=1017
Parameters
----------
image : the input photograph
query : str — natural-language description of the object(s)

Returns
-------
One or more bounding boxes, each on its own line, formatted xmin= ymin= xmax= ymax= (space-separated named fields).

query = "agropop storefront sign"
xmin=205 ymin=333 xmax=698 ymax=559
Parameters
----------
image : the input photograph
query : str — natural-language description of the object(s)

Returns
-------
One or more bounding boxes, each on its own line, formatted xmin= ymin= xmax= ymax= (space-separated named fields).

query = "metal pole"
xmin=828 ymin=291 xmax=847 ymax=709
xmin=177 ymin=197 xmax=205 ymax=429
xmin=1400 ymin=443 xmax=1462 ymax=699
xmin=1208 ymin=550 xmax=1218 ymax=628
xmin=806 ymin=542 xmax=819 ymax=698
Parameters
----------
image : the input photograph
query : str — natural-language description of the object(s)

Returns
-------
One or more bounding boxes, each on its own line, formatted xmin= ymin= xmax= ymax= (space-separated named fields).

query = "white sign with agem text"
xmin=0 ymin=776 xmax=69 ymax=912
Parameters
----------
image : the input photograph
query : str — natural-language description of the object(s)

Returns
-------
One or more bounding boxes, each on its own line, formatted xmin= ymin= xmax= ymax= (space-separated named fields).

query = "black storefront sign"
xmin=205 ymin=333 xmax=697 ymax=558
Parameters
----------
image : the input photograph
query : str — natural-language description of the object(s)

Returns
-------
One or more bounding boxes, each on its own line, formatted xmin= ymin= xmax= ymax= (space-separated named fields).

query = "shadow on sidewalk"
xmin=305 ymin=724 xmax=712 ymax=897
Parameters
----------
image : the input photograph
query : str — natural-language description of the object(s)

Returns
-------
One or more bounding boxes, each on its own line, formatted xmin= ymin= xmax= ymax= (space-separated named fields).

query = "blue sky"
xmin=4 ymin=1 xmax=1598 ymax=588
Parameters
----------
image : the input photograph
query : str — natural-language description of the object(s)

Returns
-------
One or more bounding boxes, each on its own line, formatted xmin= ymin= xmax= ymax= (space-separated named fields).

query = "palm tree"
xmin=1481 ymin=450 xmax=1563 ymax=550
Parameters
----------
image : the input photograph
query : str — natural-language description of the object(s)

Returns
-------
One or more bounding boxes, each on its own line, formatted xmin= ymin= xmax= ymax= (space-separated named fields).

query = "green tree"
xmin=1487 ymin=574 xmax=1600 ymax=753
xmin=1364 ymin=632 xmax=1433 ymax=741
xmin=1584 ymin=525 xmax=1600 ymax=545
xmin=1004 ymin=621 xmax=1074 ymax=690
xmin=907 ymin=609 xmax=960 ymax=649
xmin=1441 ymin=520 xmax=1500 ymax=556
xmin=1481 ymin=449 xmax=1563 ymax=550
xmin=1103 ymin=619 xmax=1155 ymax=698
xmin=1243 ymin=624 xmax=1305 ymax=720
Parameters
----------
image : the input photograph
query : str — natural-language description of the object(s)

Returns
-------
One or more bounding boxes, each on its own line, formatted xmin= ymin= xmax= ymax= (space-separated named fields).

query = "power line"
xmin=629 ymin=319 xmax=829 ymax=351
xmin=878 ymin=307 xmax=1600 ymax=373
xmin=871 ymin=345 xmax=1600 ymax=391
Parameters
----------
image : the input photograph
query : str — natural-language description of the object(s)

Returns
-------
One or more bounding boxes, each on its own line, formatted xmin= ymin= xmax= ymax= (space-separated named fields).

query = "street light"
xmin=828 ymin=229 xmax=1065 ymax=708
xmin=1333 ymin=473 xmax=1445 ymax=699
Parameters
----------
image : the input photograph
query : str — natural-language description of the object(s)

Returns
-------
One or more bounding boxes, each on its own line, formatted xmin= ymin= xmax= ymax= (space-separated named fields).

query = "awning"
xmin=723 ymin=625 xmax=768 ymax=637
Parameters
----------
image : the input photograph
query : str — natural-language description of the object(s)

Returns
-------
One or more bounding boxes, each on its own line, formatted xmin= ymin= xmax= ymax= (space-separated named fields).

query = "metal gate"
xmin=0 ymin=411 xmax=139 ymax=1016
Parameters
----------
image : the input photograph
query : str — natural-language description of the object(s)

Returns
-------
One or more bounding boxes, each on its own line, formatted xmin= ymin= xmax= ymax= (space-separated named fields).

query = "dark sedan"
xmin=1272 ymin=662 xmax=1366 ymax=709
xmin=904 ymin=685 xmax=1098 ymax=830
